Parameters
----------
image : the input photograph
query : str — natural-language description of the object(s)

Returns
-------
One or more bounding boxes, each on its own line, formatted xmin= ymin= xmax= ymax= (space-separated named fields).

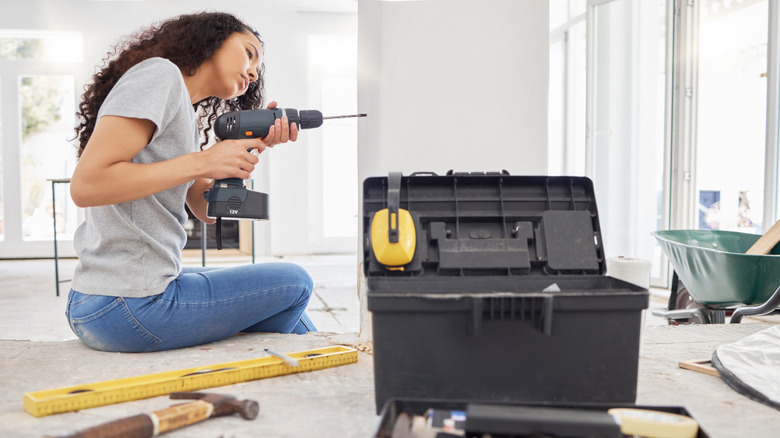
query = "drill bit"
xmin=322 ymin=114 xmax=367 ymax=120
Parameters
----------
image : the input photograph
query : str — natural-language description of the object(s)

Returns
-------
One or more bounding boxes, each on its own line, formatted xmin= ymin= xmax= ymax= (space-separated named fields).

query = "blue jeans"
xmin=66 ymin=262 xmax=316 ymax=352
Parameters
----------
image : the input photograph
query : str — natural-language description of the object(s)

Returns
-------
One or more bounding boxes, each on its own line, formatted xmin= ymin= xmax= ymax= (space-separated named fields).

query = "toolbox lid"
xmin=363 ymin=172 xmax=608 ymax=290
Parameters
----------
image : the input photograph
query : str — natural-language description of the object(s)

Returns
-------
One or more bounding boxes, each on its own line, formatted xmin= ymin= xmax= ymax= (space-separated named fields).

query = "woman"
xmin=67 ymin=11 xmax=316 ymax=353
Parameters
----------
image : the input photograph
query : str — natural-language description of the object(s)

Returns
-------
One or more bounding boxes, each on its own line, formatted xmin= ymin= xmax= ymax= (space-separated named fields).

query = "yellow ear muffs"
xmin=371 ymin=207 xmax=416 ymax=267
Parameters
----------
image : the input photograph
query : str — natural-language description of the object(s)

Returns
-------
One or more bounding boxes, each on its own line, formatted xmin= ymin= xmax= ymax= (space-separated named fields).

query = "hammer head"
xmin=170 ymin=392 xmax=260 ymax=420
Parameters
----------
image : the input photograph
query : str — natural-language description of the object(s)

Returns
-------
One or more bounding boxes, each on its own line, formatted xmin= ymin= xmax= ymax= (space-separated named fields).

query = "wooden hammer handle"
xmin=747 ymin=219 xmax=780 ymax=255
xmin=56 ymin=414 xmax=154 ymax=438
xmin=152 ymin=400 xmax=213 ymax=433
xmin=57 ymin=400 xmax=214 ymax=438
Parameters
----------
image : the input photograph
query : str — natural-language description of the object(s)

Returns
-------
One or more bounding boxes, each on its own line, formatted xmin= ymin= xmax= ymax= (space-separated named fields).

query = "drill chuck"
xmin=215 ymin=108 xmax=324 ymax=140
xmin=299 ymin=110 xmax=325 ymax=129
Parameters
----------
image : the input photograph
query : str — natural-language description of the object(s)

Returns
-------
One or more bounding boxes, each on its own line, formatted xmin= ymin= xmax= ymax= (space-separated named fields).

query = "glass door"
xmin=549 ymin=0 xmax=588 ymax=176
xmin=587 ymin=0 xmax=668 ymax=283
xmin=694 ymin=0 xmax=769 ymax=233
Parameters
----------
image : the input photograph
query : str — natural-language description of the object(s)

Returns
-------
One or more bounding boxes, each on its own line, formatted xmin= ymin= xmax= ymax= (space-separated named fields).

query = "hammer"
xmin=53 ymin=392 xmax=259 ymax=438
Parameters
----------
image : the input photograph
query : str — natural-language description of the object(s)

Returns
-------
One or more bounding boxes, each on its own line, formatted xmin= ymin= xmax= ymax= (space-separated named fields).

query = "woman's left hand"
xmin=261 ymin=101 xmax=299 ymax=149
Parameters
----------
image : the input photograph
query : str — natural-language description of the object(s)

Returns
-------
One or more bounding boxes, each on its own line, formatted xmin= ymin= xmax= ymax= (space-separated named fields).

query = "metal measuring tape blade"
xmin=24 ymin=345 xmax=358 ymax=417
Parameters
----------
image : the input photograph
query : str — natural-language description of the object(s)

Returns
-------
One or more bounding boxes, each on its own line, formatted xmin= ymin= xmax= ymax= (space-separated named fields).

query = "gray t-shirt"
xmin=71 ymin=57 xmax=199 ymax=297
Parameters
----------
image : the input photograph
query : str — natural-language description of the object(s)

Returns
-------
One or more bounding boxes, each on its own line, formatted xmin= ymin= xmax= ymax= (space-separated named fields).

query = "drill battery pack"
xmin=205 ymin=178 xmax=269 ymax=221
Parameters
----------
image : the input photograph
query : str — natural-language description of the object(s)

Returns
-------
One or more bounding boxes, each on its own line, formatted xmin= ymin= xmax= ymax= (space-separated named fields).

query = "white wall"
xmin=358 ymin=0 xmax=549 ymax=177
xmin=356 ymin=0 xmax=549 ymax=338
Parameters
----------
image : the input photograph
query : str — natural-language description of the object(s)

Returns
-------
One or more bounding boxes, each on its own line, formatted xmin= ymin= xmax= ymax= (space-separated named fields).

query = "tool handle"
xmin=55 ymin=414 xmax=154 ymax=438
xmin=56 ymin=400 xmax=214 ymax=438
xmin=151 ymin=400 xmax=214 ymax=433
xmin=746 ymin=219 xmax=780 ymax=255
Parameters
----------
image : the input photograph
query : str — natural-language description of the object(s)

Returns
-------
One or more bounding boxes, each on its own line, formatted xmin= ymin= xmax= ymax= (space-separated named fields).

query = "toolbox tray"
xmin=364 ymin=172 xmax=649 ymax=412
xmin=374 ymin=398 xmax=710 ymax=438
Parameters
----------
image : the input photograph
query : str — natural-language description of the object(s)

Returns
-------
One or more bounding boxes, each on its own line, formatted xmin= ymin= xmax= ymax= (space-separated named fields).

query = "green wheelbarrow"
xmin=651 ymin=230 xmax=780 ymax=324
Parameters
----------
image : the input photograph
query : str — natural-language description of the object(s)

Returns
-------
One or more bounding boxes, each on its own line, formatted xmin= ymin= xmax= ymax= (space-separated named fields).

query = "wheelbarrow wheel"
xmin=668 ymin=272 xmax=703 ymax=325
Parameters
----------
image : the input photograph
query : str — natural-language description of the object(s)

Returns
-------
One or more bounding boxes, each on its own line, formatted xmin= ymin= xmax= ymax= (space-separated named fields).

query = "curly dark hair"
xmin=73 ymin=11 xmax=265 ymax=157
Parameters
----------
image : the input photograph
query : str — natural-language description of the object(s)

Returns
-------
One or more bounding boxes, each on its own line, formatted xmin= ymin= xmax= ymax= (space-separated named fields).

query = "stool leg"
xmin=52 ymin=180 xmax=60 ymax=297
xmin=201 ymin=220 xmax=207 ymax=267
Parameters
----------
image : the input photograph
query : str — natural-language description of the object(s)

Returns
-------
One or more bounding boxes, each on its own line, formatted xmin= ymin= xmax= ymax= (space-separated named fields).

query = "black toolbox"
xmin=374 ymin=398 xmax=710 ymax=438
xmin=363 ymin=172 xmax=650 ymax=413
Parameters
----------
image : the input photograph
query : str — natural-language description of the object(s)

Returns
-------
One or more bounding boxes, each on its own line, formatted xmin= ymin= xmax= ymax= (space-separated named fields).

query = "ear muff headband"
xmin=371 ymin=172 xmax=416 ymax=267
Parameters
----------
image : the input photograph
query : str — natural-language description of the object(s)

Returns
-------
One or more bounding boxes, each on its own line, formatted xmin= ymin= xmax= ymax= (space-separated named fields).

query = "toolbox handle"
xmin=387 ymin=172 xmax=402 ymax=243
xmin=469 ymin=295 xmax=554 ymax=336
xmin=445 ymin=170 xmax=511 ymax=176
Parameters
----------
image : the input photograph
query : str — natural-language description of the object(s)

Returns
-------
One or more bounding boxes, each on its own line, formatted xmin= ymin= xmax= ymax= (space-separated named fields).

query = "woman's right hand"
xmin=201 ymin=137 xmax=266 ymax=180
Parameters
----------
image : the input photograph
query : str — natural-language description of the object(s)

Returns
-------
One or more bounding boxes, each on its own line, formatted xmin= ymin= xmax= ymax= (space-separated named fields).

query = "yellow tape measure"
xmin=608 ymin=408 xmax=699 ymax=438
xmin=24 ymin=345 xmax=358 ymax=418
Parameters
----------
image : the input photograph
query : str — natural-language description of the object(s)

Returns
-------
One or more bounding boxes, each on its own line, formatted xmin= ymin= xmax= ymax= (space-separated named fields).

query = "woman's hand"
xmin=261 ymin=101 xmax=299 ymax=149
xmin=186 ymin=136 xmax=264 ymax=221
xmin=201 ymin=137 xmax=264 ymax=181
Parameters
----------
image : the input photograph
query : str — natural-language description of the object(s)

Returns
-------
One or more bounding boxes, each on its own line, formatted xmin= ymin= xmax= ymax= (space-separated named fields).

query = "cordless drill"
xmin=214 ymin=108 xmax=349 ymax=139
xmin=203 ymin=108 xmax=366 ymax=248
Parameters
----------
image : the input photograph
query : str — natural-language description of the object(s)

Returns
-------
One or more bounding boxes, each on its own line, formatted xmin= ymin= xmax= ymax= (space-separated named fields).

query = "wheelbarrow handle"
xmin=730 ymin=284 xmax=780 ymax=323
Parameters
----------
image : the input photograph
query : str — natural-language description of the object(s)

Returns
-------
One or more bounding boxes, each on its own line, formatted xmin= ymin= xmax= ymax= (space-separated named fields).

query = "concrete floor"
xmin=0 ymin=254 xmax=375 ymax=437
xmin=2 ymin=255 xmax=779 ymax=437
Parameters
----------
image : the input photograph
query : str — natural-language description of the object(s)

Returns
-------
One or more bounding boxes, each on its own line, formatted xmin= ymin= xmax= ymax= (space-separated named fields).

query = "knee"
xmin=278 ymin=262 xmax=314 ymax=297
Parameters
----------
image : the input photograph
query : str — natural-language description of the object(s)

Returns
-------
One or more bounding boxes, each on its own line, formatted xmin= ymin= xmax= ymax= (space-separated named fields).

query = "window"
xmin=0 ymin=30 xmax=82 ymax=257
xmin=20 ymin=75 xmax=78 ymax=241
xmin=0 ymin=77 xmax=3 ymax=241
xmin=549 ymin=1 xmax=587 ymax=176
xmin=551 ymin=0 xmax=668 ymax=284
xmin=0 ymin=31 xmax=83 ymax=61
xmin=668 ymin=0 xmax=779 ymax=236
xmin=693 ymin=0 xmax=768 ymax=233
xmin=308 ymin=35 xmax=359 ymax=242
xmin=320 ymin=76 xmax=358 ymax=238
xmin=588 ymin=0 xmax=668 ymax=280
